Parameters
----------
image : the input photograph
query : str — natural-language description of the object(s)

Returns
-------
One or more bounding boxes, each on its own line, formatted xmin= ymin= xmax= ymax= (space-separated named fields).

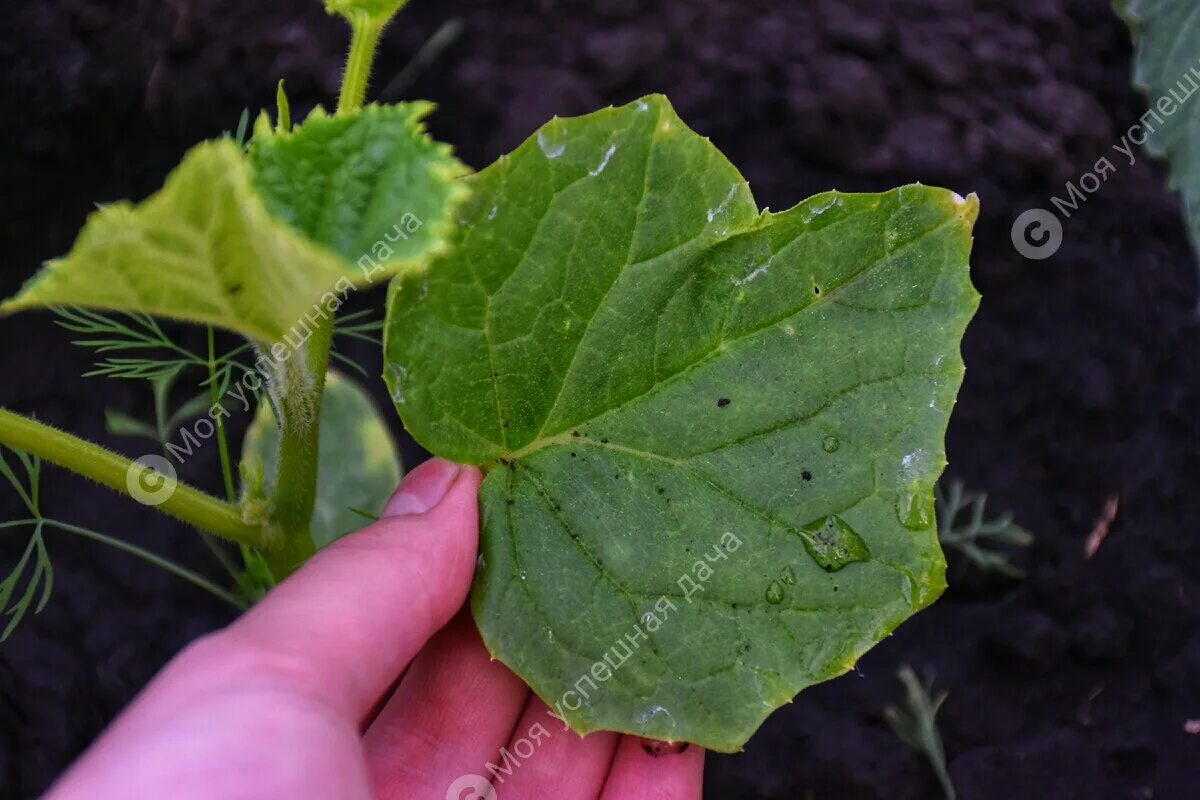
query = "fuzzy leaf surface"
xmin=241 ymin=371 xmax=402 ymax=548
xmin=383 ymin=95 xmax=979 ymax=751
xmin=248 ymin=103 xmax=468 ymax=281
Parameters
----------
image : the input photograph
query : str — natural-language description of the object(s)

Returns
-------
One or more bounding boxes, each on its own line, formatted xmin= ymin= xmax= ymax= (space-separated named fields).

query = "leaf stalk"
xmin=337 ymin=15 xmax=385 ymax=115
xmin=0 ymin=409 xmax=267 ymax=549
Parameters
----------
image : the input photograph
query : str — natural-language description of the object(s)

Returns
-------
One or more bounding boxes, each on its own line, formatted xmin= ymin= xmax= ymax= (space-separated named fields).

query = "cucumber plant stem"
xmin=258 ymin=3 xmax=399 ymax=577
xmin=337 ymin=16 xmax=385 ymax=115
xmin=261 ymin=323 xmax=330 ymax=576
xmin=0 ymin=409 xmax=266 ymax=549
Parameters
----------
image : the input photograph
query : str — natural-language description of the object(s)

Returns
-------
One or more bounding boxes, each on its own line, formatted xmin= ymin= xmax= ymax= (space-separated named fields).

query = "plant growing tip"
xmin=275 ymin=80 xmax=291 ymax=134
xmin=325 ymin=0 xmax=413 ymax=115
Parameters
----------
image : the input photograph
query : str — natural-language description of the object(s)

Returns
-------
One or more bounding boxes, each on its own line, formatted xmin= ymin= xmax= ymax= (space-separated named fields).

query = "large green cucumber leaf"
xmin=1116 ymin=0 xmax=1200 ymax=261
xmin=248 ymin=103 xmax=468 ymax=280
xmin=383 ymin=94 xmax=979 ymax=751
xmin=0 ymin=141 xmax=351 ymax=343
xmin=241 ymin=371 xmax=402 ymax=548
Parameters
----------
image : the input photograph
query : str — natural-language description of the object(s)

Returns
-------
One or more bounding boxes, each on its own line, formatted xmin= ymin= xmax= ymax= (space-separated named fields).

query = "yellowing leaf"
xmin=0 ymin=141 xmax=351 ymax=343
xmin=3 ymin=102 xmax=468 ymax=344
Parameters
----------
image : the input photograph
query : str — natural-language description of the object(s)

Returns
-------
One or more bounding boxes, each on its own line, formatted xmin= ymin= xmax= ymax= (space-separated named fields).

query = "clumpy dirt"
xmin=1 ymin=0 xmax=1198 ymax=797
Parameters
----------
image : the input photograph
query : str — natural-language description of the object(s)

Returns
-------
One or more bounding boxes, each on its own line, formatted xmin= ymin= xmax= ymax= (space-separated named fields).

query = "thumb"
xmin=207 ymin=458 xmax=483 ymax=719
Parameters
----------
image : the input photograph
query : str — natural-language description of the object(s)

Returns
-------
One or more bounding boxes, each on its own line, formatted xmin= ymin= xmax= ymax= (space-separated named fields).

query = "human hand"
xmin=47 ymin=458 xmax=704 ymax=800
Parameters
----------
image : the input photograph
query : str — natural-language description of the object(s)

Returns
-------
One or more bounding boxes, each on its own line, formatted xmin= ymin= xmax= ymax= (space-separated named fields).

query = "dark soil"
xmin=2 ymin=0 xmax=1198 ymax=797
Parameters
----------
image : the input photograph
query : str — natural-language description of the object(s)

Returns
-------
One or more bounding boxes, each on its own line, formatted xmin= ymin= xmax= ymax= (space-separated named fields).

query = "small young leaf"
xmin=240 ymin=372 xmax=402 ymax=548
xmin=248 ymin=103 xmax=468 ymax=280
xmin=324 ymin=0 xmax=410 ymax=24
xmin=384 ymin=95 xmax=979 ymax=751
xmin=936 ymin=480 xmax=1032 ymax=578
xmin=884 ymin=664 xmax=956 ymax=800
xmin=0 ymin=522 xmax=53 ymax=641
xmin=1 ymin=141 xmax=352 ymax=344
xmin=275 ymin=79 xmax=292 ymax=134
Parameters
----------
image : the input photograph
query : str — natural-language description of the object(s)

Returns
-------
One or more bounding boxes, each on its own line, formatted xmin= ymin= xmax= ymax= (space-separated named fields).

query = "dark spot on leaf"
xmin=229 ymin=282 xmax=244 ymax=295
xmin=813 ymin=285 xmax=821 ymax=295
xmin=601 ymin=438 xmax=609 ymax=443
xmin=717 ymin=397 xmax=731 ymax=407
xmin=801 ymin=470 xmax=812 ymax=481
xmin=572 ymin=430 xmax=580 ymax=437
xmin=657 ymin=487 xmax=665 ymax=494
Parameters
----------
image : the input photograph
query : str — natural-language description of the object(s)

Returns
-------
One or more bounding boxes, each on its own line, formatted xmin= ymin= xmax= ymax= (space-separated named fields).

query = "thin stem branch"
xmin=0 ymin=409 xmax=267 ymax=549
xmin=198 ymin=326 xmax=246 ymax=581
xmin=207 ymin=327 xmax=237 ymax=504
xmin=35 ymin=518 xmax=245 ymax=610
xmin=337 ymin=16 xmax=385 ymax=115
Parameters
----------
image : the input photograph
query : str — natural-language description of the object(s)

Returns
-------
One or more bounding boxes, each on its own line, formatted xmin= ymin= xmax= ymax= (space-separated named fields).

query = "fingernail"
xmin=383 ymin=458 xmax=463 ymax=517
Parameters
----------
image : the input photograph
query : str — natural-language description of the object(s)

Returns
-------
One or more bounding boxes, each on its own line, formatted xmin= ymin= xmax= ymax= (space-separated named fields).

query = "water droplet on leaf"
xmin=537 ymin=127 xmax=566 ymax=159
xmin=765 ymin=581 xmax=785 ymax=604
xmin=635 ymin=705 xmax=676 ymax=733
xmin=897 ymin=486 xmax=934 ymax=530
xmin=822 ymin=435 xmax=840 ymax=453
xmin=800 ymin=515 xmax=870 ymax=571
xmin=780 ymin=565 xmax=797 ymax=585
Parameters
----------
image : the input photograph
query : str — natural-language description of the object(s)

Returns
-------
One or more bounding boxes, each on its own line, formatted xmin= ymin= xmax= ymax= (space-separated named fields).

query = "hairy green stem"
xmin=258 ymin=0 xmax=406 ymax=575
xmin=263 ymin=322 xmax=332 ymax=576
xmin=336 ymin=16 xmax=385 ymax=115
xmin=0 ymin=409 xmax=266 ymax=549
